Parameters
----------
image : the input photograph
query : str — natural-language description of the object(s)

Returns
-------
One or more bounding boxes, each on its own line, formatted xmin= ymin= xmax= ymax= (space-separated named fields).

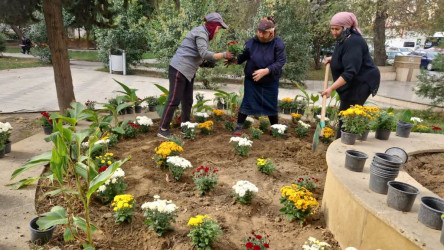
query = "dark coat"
xmin=331 ymin=31 xmax=380 ymax=103
xmin=237 ymin=36 xmax=287 ymax=116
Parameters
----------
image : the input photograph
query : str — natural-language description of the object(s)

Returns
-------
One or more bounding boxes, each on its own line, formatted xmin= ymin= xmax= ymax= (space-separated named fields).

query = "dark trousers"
xmin=159 ymin=66 xmax=194 ymax=130
xmin=22 ymin=46 xmax=30 ymax=54
xmin=336 ymin=91 xmax=370 ymax=139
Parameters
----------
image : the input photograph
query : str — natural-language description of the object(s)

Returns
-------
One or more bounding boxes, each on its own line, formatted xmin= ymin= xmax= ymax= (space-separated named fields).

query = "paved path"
xmin=1 ymin=52 xmax=440 ymax=113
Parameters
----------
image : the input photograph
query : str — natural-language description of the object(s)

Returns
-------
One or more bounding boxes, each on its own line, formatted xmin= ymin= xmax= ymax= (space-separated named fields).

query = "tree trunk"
xmin=10 ymin=25 xmax=23 ymax=38
xmin=43 ymin=0 xmax=76 ymax=112
xmin=313 ymin=44 xmax=322 ymax=70
xmin=373 ymin=0 xmax=388 ymax=66
xmin=86 ymin=29 xmax=90 ymax=49
xmin=174 ymin=0 xmax=180 ymax=11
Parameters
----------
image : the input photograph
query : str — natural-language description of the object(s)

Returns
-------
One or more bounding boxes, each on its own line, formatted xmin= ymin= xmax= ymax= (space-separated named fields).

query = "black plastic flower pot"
xmin=386 ymin=181 xmax=419 ymax=212
xmin=126 ymin=107 xmax=134 ymax=114
xmin=42 ymin=125 xmax=53 ymax=135
xmin=375 ymin=128 xmax=391 ymax=140
xmin=341 ymin=131 xmax=357 ymax=145
xmin=29 ymin=216 xmax=56 ymax=245
xmin=345 ymin=150 xmax=368 ymax=172
xmin=135 ymin=106 xmax=142 ymax=113
xmin=369 ymin=171 xmax=395 ymax=194
xmin=418 ymin=196 xmax=444 ymax=230
xmin=5 ymin=140 xmax=11 ymax=153
xmin=396 ymin=121 xmax=414 ymax=138
xmin=357 ymin=130 xmax=369 ymax=141
xmin=373 ymin=153 xmax=403 ymax=167
xmin=148 ymin=105 xmax=156 ymax=112
xmin=0 ymin=148 xmax=5 ymax=158
xmin=217 ymin=102 xmax=224 ymax=110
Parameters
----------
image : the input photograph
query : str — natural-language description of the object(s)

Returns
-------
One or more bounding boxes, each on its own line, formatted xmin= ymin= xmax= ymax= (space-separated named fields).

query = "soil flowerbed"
xmin=35 ymin=119 xmax=340 ymax=249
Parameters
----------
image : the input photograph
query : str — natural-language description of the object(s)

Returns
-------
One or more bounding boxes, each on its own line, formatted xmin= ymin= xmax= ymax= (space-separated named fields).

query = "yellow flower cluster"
xmin=339 ymin=107 xmax=369 ymax=118
xmin=415 ymin=125 xmax=429 ymax=130
xmin=96 ymin=153 xmax=114 ymax=165
xmin=281 ymin=97 xmax=293 ymax=103
xmin=361 ymin=106 xmax=380 ymax=115
xmin=291 ymin=113 xmax=302 ymax=119
xmin=256 ymin=158 xmax=268 ymax=166
xmin=187 ymin=215 xmax=212 ymax=226
xmin=212 ymin=109 xmax=225 ymax=116
xmin=111 ymin=194 xmax=134 ymax=211
xmin=280 ymin=184 xmax=319 ymax=212
xmin=198 ymin=120 xmax=214 ymax=131
xmin=322 ymin=127 xmax=334 ymax=139
xmin=154 ymin=141 xmax=183 ymax=158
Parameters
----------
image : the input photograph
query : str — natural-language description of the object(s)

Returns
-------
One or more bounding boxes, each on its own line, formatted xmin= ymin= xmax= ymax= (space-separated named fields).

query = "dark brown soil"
xmin=35 ymin=119 xmax=340 ymax=250
xmin=404 ymin=152 xmax=444 ymax=198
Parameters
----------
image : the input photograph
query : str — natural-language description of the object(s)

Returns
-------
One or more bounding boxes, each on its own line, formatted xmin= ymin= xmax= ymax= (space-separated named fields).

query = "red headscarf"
xmin=205 ymin=22 xmax=221 ymax=40
xmin=330 ymin=12 xmax=362 ymax=35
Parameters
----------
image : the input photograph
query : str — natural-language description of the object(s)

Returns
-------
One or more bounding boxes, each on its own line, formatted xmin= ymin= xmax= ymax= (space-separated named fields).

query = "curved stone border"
xmin=322 ymin=132 xmax=444 ymax=250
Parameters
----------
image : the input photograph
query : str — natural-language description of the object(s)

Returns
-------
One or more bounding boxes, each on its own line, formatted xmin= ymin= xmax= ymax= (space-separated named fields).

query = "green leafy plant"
xmin=232 ymin=180 xmax=258 ymax=205
xmin=142 ymin=196 xmax=178 ymax=236
xmin=256 ymin=157 xmax=276 ymax=175
xmin=250 ymin=127 xmax=263 ymax=140
xmin=294 ymin=176 xmax=319 ymax=191
xmin=166 ymin=156 xmax=193 ymax=181
xmin=111 ymin=194 xmax=135 ymax=223
xmin=146 ymin=96 xmax=159 ymax=107
xmin=258 ymin=117 xmax=270 ymax=132
xmin=11 ymin=102 xmax=130 ymax=247
xmin=187 ymin=215 xmax=223 ymax=249
xmin=398 ymin=109 xmax=413 ymax=123
xmin=375 ymin=111 xmax=396 ymax=130
xmin=123 ymin=121 xmax=139 ymax=138
xmin=224 ymin=119 xmax=236 ymax=132
xmin=230 ymin=136 xmax=253 ymax=157
xmin=295 ymin=121 xmax=311 ymax=138
xmin=193 ymin=166 xmax=219 ymax=195
xmin=280 ymin=185 xmax=319 ymax=224
xmin=181 ymin=122 xmax=198 ymax=140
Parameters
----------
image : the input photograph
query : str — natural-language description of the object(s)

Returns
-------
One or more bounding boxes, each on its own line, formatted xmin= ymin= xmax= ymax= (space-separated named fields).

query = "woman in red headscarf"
xmin=322 ymin=12 xmax=380 ymax=139
xmin=158 ymin=12 xmax=233 ymax=138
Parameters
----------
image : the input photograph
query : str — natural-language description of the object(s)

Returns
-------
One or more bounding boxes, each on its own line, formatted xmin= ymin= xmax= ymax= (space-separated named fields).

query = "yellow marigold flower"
xmin=113 ymin=207 xmax=118 ymax=211
xmin=282 ymin=97 xmax=293 ymax=103
xmin=213 ymin=109 xmax=225 ymax=116
xmin=108 ymin=161 xmax=112 ymax=165
xmin=291 ymin=113 xmax=302 ymax=118
xmin=101 ymin=160 xmax=105 ymax=163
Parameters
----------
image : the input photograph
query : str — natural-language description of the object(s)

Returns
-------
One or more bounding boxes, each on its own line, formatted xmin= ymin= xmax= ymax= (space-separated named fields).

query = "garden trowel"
xmin=312 ymin=63 xmax=330 ymax=152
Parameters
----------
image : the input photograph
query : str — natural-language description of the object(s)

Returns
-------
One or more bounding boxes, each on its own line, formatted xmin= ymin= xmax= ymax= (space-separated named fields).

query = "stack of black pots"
xmin=369 ymin=153 xmax=403 ymax=194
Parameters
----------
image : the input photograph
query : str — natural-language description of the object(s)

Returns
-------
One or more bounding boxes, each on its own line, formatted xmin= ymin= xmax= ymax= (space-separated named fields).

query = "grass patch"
xmin=69 ymin=51 xmax=100 ymax=61
xmin=5 ymin=48 xmax=22 ymax=53
xmin=0 ymin=56 xmax=49 ymax=70
xmin=142 ymin=52 xmax=156 ymax=59
xmin=306 ymin=63 xmax=326 ymax=81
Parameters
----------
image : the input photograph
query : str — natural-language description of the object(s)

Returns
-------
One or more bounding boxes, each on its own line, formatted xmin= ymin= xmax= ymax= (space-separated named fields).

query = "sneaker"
xmin=157 ymin=129 xmax=171 ymax=139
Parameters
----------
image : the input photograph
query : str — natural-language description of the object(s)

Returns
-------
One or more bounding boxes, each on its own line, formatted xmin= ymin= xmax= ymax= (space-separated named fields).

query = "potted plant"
xmin=338 ymin=105 xmax=370 ymax=145
xmin=29 ymin=216 xmax=56 ymax=245
xmin=84 ymin=100 xmax=96 ymax=111
xmin=396 ymin=109 xmax=414 ymax=138
xmin=375 ymin=111 xmax=396 ymax=140
xmin=146 ymin=96 xmax=159 ymax=112
xmin=0 ymin=140 xmax=5 ymax=158
xmin=357 ymin=106 xmax=380 ymax=141
xmin=39 ymin=112 xmax=53 ymax=135
xmin=0 ymin=122 xmax=12 ymax=154
xmin=135 ymin=97 xmax=144 ymax=113
xmin=280 ymin=97 xmax=293 ymax=114
xmin=214 ymin=96 xmax=225 ymax=109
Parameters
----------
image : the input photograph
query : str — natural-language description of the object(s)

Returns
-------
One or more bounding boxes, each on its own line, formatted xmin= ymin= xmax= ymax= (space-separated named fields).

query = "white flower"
xmin=298 ymin=120 xmax=311 ymax=129
xmin=410 ymin=117 xmax=422 ymax=123
xmin=81 ymin=142 xmax=89 ymax=148
xmin=166 ymin=156 xmax=192 ymax=169
xmin=181 ymin=121 xmax=198 ymax=129
xmin=111 ymin=178 xmax=117 ymax=184
xmin=98 ymin=185 xmax=106 ymax=192
xmin=105 ymin=179 xmax=110 ymax=185
xmin=246 ymin=117 xmax=254 ymax=123
xmin=195 ymin=112 xmax=209 ymax=118
xmin=0 ymin=122 xmax=12 ymax=133
xmin=111 ymin=168 xmax=125 ymax=179
xmin=271 ymin=124 xmax=288 ymax=134
xmin=141 ymin=197 xmax=177 ymax=214
xmin=316 ymin=115 xmax=329 ymax=122
xmin=136 ymin=116 xmax=153 ymax=126
xmin=95 ymin=139 xmax=110 ymax=145
xmin=229 ymin=137 xmax=253 ymax=147
xmin=232 ymin=180 xmax=258 ymax=197
xmin=153 ymin=195 xmax=160 ymax=200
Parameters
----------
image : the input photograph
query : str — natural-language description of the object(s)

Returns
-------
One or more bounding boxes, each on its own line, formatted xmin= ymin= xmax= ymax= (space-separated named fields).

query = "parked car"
xmin=409 ymin=49 xmax=441 ymax=71
xmin=386 ymin=51 xmax=403 ymax=65
xmin=386 ymin=47 xmax=413 ymax=55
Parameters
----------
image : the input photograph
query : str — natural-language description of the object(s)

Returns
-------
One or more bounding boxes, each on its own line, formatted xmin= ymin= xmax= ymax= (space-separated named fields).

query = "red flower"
xmin=213 ymin=168 xmax=219 ymax=173
xmin=431 ymin=126 xmax=442 ymax=131
xmin=264 ymin=243 xmax=270 ymax=248
xmin=245 ymin=242 xmax=254 ymax=249
xmin=99 ymin=166 xmax=108 ymax=172
xmin=255 ymin=235 xmax=262 ymax=240
xmin=234 ymin=133 xmax=242 ymax=137
xmin=204 ymin=167 xmax=209 ymax=173
xmin=253 ymin=245 xmax=261 ymax=250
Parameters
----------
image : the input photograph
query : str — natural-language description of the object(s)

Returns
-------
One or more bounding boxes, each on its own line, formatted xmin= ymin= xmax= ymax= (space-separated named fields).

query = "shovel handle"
xmin=320 ymin=64 xmax=330 ymax=135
